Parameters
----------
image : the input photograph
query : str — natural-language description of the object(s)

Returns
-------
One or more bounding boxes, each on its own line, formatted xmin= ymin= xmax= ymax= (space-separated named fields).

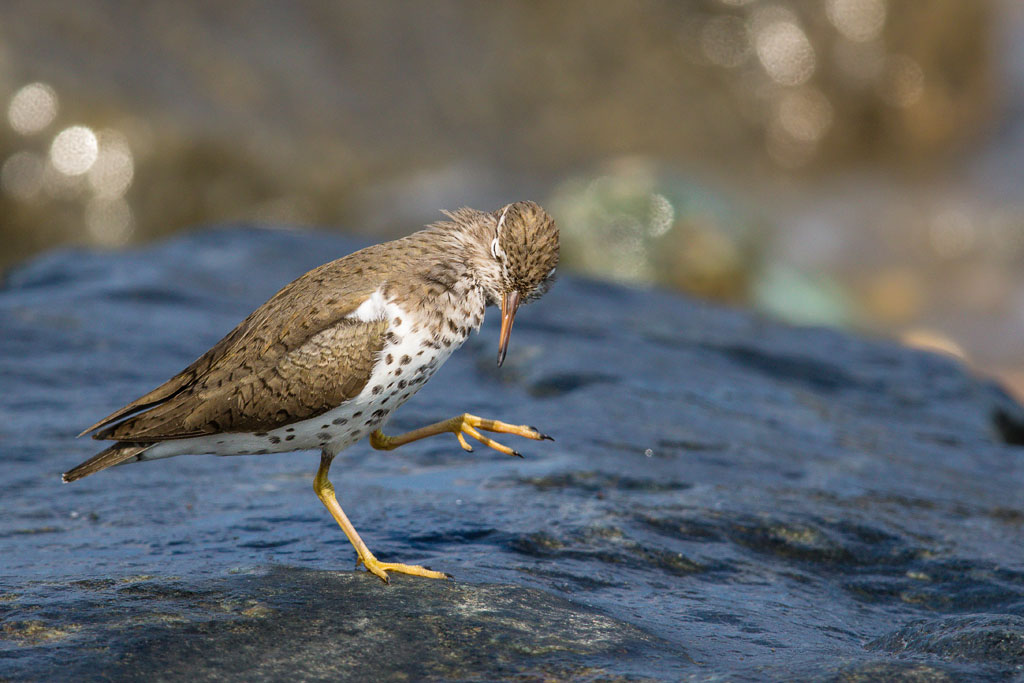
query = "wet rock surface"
xmin=4 ymin=567 xmax=677 ymax=681
xmin=2 ymin=227 xmax=1024 ymax=680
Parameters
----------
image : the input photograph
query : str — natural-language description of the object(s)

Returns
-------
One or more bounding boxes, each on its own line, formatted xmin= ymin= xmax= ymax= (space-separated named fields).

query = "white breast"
xmin=141 ymin=286 xmax=486 ymax=462
xmin=349 ymin=288 xmax=388 ymax=322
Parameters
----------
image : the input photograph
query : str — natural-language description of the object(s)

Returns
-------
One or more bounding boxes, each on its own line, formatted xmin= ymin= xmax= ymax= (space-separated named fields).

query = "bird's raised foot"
xmin=369 ymin=413 xmax=552 ymax=458
xmin=449 ymin=413 xmax=550 ymax=457
xmin=358 ymin=554 xmax=451 ymax=583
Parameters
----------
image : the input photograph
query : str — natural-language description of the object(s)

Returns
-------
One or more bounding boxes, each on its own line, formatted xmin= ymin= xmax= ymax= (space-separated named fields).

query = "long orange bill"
xmin=497 ymin=290 xmax=521 ymax=367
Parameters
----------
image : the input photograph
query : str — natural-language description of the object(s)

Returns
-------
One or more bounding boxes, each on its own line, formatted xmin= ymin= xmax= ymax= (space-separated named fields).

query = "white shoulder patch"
xmin=347 ymin=288 xmax=388 ymax=322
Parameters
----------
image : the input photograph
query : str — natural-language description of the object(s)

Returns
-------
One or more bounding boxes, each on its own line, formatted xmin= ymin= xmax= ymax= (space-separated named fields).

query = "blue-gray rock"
xmin=1 ymin=226 xmax=1022 ymax=681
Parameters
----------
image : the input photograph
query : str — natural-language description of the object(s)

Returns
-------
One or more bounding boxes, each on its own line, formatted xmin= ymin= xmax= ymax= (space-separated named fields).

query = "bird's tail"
xmin=62 ymin=442 xmax=151 ymax=483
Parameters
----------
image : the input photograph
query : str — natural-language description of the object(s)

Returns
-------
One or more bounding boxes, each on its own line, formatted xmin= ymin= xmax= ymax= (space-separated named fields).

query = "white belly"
xmin=140 ymin=295 xmax=481 ymax=462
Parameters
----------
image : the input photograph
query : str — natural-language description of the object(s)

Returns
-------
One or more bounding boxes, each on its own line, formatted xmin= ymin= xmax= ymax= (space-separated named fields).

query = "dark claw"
xmin=444 ymin=572 xmax=454 ymax=580
xmin=529 ymin=426 xmax=554 ymax=441
xmin=512 ymin=450 xmax=524 ymax=458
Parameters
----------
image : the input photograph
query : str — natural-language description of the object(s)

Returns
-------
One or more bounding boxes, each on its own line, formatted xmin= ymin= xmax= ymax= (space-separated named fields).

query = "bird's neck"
xmin=431 ymin=208 xmax=501 ymax=304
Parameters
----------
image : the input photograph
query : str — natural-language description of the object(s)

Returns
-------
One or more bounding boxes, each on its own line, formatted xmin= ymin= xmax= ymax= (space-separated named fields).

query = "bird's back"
xmin=80 ymin=240 xmax=412 ymax=443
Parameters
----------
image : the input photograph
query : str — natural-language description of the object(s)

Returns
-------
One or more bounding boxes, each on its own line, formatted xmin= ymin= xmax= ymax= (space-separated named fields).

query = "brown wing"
xmin=78 ymin=305 xmax=266 ymax=437
xmin=95 ymin=317 xmax=388 ymax=441
xmin=81 ymin=245 xmax=395 ymax=442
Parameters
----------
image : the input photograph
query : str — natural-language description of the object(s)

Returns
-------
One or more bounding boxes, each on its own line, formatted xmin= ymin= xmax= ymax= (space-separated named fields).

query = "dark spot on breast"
xmin=400 ymin=355 xmax=411 ymax=365
xmin=217 ymin=440 xmax=225 ymax=445
xmin=372 ymin=409 xmax=387 ymax=418
xmin=393 ymin=317 xmax=402 ymax=326
xmin=381 ymin=396 xmax=390 ymax=404
xmin=332 ymin=417 xmax=348 ymax=425
xmin=269 ymin=436 xmax=281 ymax=444
xmin=286 ymin=435 xmax=295 ymax=441
xmin=417 ymin=350 xmax=424 ymax=356
xmin=317 ymin=432 xmax=331 ymax=441
xmin=321 ymin=425 xmax=330 ymax=430
xmin=398 ymin=379 xmax=407 ymax=389
xmin=286 ymin=427 xmax=295 ymax=433
xmin=401 ymin=392 xmax=411 ymax=400
xmin=255 ymin=449 xmax=269 ymax=455
xmin=386 ymin=354 xmax=394 ymax=364
xmin=394 ymin=368 xmax=402 ymax=376
xmin=387 ymin=333 xmax=401 ymax=345
xmin=353 ymin=411 xmax=363 ymax=418
xmin=254 ymin=432 xmax=268 ymax=437
xmin=372 ymin=385 xmax=382 ymax=395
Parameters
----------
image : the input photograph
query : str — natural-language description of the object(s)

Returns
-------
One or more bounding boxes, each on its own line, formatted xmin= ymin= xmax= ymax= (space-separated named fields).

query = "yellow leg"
xmin=369 ymin=412 xmax=553 ymax=457
xmin=314 ymin=451 xmax=449 ymax=583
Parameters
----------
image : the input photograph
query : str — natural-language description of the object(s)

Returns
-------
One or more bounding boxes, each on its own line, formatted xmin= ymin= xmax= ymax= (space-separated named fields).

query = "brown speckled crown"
xmin=495 ymin=200 xmax=559 ymax=302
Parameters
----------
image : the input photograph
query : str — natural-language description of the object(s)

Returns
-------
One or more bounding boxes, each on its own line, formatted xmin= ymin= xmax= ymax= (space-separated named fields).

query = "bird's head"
xmin=483 ymin=201 xmax=559 ymax=367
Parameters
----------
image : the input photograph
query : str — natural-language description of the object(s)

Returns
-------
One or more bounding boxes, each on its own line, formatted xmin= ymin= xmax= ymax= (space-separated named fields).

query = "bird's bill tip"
xmin=497 ymin=290 xmax=521 ymax=367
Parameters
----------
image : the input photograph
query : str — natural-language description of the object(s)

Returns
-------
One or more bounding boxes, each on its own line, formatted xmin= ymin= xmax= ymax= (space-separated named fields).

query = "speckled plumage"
xmin=64 ymin=201 xmax=558 ymax=582
xmin=64 ymin=200 xmax=559 ymax=481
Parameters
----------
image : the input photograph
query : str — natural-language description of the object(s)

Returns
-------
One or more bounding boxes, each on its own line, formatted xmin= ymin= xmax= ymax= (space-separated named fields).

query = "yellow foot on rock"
xmin=359 ymin=555 xmax=451 ymax=583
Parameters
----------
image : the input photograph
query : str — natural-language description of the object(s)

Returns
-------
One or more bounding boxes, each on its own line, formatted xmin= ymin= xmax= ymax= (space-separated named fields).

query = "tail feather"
xmin=62 ymin=443 xmax=151 ymax=483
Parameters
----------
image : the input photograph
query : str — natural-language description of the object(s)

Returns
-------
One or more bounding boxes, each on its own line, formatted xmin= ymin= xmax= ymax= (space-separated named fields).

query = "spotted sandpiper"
xmin=64 ymin=201 xmax=559 ymax=582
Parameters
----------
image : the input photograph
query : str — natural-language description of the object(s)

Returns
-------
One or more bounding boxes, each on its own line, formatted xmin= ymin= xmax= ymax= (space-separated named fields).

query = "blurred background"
xmin=1 ymin=0 xmax=1022 ymax=398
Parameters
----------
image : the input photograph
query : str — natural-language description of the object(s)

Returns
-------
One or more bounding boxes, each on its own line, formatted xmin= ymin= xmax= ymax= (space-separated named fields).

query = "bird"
xmin=63 ymin=200 xmax=559 ymax=583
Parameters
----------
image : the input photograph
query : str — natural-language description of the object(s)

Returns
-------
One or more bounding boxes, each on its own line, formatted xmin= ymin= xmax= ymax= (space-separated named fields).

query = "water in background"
xmin=1 ymin=0 xmax=1023 ymax=394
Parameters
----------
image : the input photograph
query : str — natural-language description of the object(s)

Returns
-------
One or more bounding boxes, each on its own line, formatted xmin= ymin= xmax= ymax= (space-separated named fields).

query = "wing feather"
xmin=96 ymin=318 xmax=388 ymax=441
xmin=82 ymin=246 xmax=396 ymax=442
